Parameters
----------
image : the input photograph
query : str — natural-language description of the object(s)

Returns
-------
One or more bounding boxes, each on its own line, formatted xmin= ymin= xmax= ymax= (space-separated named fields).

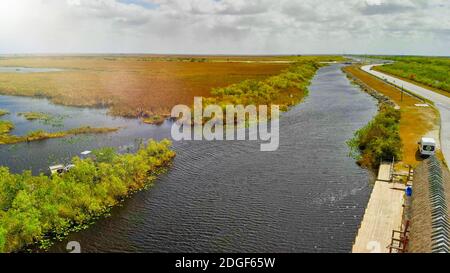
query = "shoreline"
xmin=343 ymin=66 xmax=406 ymax=253
xmin=343 ymin=64 xmax=444 ymax=253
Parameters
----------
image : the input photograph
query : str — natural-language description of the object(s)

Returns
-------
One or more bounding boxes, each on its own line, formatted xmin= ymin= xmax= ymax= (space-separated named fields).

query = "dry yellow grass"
xmin=344 ymin=66 xmax=440 ymax=168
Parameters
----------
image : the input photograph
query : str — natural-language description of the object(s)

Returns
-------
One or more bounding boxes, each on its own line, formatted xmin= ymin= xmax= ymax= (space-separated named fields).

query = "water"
xmin=0 ymin=95 xmax=172 ymax=174
xmin=0 ymin=64 xmax=378 ymax=253
xmin=0 ymin=67 xmax=64 ymax=73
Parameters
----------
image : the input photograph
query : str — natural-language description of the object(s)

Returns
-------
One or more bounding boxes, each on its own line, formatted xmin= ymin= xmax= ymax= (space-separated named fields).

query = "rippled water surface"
xmin=0 ymin=64 xmax=378 ymax=253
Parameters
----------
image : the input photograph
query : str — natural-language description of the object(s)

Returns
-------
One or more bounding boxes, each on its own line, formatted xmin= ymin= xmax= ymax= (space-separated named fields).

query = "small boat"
xmin=49 ymin=165 xmax=65 ymax=175
xmin=49 ymin=164 xmax=76 ymax=175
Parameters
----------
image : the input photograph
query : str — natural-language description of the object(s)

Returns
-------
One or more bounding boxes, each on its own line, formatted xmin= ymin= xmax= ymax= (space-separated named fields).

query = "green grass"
xmin=0 ymin=121 xmax=14 ymax=135
xmin=0 ymin=139 xmax=175 ymax=252
xmin=202 ymin=61 xmax=321 ymax=122
xmin=142 ymin=115 xmax=166 ymax=125
xmin=18 ymin=112 xmax=51 ymax=121
xmin=373 ymin=56 xmax=450 ymax=94
xmin=0 ymin=109 xmax=9 ymax=117
xmin=348 ymin=105 xmax=403 ymax=170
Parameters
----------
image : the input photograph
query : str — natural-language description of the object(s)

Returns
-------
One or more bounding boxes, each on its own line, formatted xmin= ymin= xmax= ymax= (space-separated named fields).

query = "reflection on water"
xmin=0 ymin=64 xmax=378 ymax=253
xmin=0 ymin=67 xmax=64 ymax=73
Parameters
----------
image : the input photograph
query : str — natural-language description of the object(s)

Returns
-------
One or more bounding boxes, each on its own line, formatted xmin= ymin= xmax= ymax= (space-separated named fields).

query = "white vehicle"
xmin=418 ymin=137 xmax=436 ymax=157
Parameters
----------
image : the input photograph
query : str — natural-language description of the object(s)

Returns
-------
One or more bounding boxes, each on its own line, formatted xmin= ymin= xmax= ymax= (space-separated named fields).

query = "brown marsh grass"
xmin=0 ymin=56 xmax=290 ymax=118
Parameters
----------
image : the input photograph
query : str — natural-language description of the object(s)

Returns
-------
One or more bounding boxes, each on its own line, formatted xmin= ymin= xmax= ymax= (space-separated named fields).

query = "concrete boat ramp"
xmin=352 ymin=163 xmax=407 ymax=253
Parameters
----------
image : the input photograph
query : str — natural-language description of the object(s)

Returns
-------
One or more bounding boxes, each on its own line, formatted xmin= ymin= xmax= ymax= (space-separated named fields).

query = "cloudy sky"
xmin=0 ymin=0 xmax=449 ymax=55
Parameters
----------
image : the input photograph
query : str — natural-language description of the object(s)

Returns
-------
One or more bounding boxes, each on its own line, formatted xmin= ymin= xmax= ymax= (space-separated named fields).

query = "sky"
xmin=0 ymin=0 xmax=449 ymax=55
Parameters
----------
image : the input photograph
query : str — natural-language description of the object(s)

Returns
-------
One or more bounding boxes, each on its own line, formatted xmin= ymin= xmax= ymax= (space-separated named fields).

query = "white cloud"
xmin=0 ymin=0 xmax=449 ymax=55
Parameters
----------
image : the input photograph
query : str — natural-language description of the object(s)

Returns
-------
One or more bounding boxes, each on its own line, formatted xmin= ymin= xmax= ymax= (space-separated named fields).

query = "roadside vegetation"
xmin=373 ymin=56 xmax=450 ymax=97
xmin=0 ymin=139 xmax=175 ymax=253
xmin=344 ymin=66 xmax=441 ymax=168
xmin=348 ymin=104 xmax=402 ymax=170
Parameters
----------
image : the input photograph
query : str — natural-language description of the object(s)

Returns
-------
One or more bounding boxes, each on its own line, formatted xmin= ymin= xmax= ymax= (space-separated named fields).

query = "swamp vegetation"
xmin=348 ymin=105 xmax=402 ymax=170
xmin=0 ymin=139 xmax=175 ymax=252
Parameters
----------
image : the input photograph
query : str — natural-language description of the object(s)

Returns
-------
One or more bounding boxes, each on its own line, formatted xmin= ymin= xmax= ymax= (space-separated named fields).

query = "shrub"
xmin=348 ymin=105 xmax=402 ymax=169
xmin=0 ymin=139 xmax=175 ymax=252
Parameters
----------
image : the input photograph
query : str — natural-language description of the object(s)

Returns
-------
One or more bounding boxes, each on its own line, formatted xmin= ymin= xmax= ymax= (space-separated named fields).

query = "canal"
xmin=0 ymin=64 xmax=378 ymax=252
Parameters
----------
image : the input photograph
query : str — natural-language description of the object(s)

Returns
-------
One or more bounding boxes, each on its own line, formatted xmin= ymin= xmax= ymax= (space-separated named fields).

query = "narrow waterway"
xmin=0 ymin=64 xmax=378 ymax=252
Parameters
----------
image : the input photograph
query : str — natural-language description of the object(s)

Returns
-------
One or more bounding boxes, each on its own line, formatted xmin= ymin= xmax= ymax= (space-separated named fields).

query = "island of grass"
xmin=0 ymin=120 xmax=119 ymax=145
xmin=0 ymin=109 xmax=9 ymax=117
xmin=0 ymin=120 xmax=14 ymax=135
xmin=0 ymin=139 xmax=176 ymax=252
xmin=18 ymin=112 xmax=51 ymax=121
xmin=142 ymin=115 xmax=166 ymax=125
xmin=198 ymin=60 xmax=323 ymax=126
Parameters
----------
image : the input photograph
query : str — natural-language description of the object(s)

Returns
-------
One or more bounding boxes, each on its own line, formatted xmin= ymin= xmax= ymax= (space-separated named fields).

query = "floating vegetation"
xmin=0 ymin=120 xmax=14 ymax=135
xmin=0 ymin=139 xmax=176 ymax=253
xmin=18 ymin=112 xmax=51 ymax=121
xmin=0 ymin=109 xmax=9 ymax=117
xmin=58 ymin=135 xmax=94 ymax=145
xmin=17 ymin=112 xmax=69 ymax=128
xmin=142 ymin=115 xmax=166 ymax=125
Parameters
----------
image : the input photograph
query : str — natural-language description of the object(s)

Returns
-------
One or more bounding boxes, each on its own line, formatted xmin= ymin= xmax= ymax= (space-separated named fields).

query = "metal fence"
xmin=427 ymin=156 xmax=450 ymax=253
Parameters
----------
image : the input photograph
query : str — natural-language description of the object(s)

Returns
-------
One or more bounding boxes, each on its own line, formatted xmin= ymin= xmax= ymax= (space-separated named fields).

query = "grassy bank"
xmin=344 ymin=66 xmax=440 ymax=168
xmin=202 ymin=61 xmax=321 ymax=123
xmin=348 ymin=104 xmax=402 ymax=170
xmin=373 ymin=56 xmax=450 ymax=97
xmin=0 ymin=139 xmax=176 ymax=253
